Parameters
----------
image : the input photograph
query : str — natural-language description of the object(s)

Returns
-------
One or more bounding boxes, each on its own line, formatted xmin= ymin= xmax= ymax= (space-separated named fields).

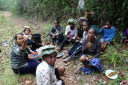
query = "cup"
xmin=104 ymin=25 xmax=109 ymax=28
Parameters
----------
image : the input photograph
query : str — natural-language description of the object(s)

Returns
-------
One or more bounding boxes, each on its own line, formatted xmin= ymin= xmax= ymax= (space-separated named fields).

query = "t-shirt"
xmin=36 ymin=61 xmax=62 ymax=85
xmin=65 ymin=25 xmax=78 ymax=39
xmin=82 ymin=36 xmax=101 ymax=58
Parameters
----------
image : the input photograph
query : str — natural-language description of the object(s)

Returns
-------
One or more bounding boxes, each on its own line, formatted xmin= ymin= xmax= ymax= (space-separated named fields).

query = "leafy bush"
xmin=103 ymin=44 xmax=127 ymax=69
xmin=0 ymin=0 xmax=127 ymax=32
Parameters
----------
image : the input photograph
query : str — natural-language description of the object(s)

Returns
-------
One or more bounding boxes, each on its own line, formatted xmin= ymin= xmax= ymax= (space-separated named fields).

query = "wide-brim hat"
xmin=37 ymin=45 xmax=57 ymax=59
xmin=67 ymin=18 xmax=77 ymax=25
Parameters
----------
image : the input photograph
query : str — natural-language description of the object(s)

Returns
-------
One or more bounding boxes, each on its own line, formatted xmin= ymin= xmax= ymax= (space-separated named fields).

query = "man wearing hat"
xmin=36 ymin=45 xmax=66 ymax=85
xmin=60 ymin=19 xmax=78 ymax=50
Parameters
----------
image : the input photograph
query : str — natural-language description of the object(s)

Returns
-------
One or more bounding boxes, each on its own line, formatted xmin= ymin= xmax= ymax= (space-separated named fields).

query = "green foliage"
xmin=0 ymin=0 xmax=14 ymax=11
xmin=103 ymin=44 xmax=128 ymax=69
xmin=10 ymin=0 xmax=79 ymax=20
xmin=0 ymin=0 xmax=127 ymax=31
xmin=85 ymin=0 xmax=128 ymax=31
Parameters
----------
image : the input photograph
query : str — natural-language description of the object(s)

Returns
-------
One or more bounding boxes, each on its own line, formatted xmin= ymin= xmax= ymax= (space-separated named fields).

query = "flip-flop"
xmin=56 ymin=52 xmax=63 ymax=58
xmin=62 ymin=55 xmax=69 ymax=59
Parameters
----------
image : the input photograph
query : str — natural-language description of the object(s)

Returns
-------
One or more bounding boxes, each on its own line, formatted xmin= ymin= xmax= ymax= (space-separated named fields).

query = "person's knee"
xmin=80 ymin=55 xmax=87 ymax=63
xmin=58 ymin=67 xmax=66 ymax=76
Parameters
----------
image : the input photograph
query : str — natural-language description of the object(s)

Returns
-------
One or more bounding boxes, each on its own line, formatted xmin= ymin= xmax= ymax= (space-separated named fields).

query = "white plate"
xmin=105 ymin=69 xmax=118 ymax=79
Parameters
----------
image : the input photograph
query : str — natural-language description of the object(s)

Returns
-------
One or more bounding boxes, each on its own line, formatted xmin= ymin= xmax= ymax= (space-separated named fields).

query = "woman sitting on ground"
xmin=75 ymin=29 xmax=103 ymax=74
xmin=22 ymin=26 xmax=43 ymax=51
xmin=49 ymin=20 xmax=64 ymax=45
xmin=22 ymin=26 xmax=33 ymax=39
xmin=99 ymin=20 xmax=116 ymax=51
xmin=60 ymin=19 xmax=77 ymax=50
xmin=62 ymin=20 xmax=90 ymax=62
xmin=36 ymin=45 xmax=66 ymax=85
xmin=10 ymin=33 xmax=39 ymax=74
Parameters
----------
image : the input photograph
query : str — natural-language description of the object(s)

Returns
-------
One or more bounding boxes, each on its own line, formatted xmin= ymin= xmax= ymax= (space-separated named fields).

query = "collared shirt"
xmin=36 ymin=61 xmax=62 ymax=85
xmin=65 ymin=25 xmax=78 ymax=39
xmin=82 ymin=36 xmax=101 ymax=58
xmin=10 ymin=42 xmax=30 ymax=69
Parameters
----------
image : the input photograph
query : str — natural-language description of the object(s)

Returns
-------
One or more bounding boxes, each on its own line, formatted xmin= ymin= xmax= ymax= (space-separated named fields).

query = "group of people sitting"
xmin=10 ymin=17 xmax=128 ymax=85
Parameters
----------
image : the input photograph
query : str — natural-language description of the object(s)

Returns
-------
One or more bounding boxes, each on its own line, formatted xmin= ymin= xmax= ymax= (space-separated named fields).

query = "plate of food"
xmin=105 ymin=69 xmax=118 ymax=79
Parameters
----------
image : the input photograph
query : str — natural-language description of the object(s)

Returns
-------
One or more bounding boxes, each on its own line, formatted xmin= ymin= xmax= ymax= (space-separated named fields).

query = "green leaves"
xmin=122 ymin=0 xmax=128 ymax=10
xmin=104 ymin=42 xmax=127 ymax=69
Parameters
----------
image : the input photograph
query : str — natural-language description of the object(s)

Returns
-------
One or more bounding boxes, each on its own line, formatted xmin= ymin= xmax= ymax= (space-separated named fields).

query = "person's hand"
xmin=84 ymin=43 xmax=91 ymax=50
xmin=29 ymin=32 xmax=33 ymax=35
xmin=23 ymin=37 xmax=28 ymax=45
xmin=52 ymin=34 xmax=56 ymax=38
xmin=76 ymin=39 xmax=80 ymax=42
xmin=76 ymin=36 xmax=80 ymax=40
xmin=101 ymin=39 xmax=105 ymax=44
xmin=102 ymin=26 xmax=105 ymax=29
xmin=67 ymin=31 xmax=71 ymax=35
xmin=120 ymin=80 xmax=128 ymax=85
xmin=68 ymin=39 xmax=72 ymax=42
xmin=30 ymin=50 xmax=35 ymax=54
xmin=88 ymin=57 xmax=93 ymax=61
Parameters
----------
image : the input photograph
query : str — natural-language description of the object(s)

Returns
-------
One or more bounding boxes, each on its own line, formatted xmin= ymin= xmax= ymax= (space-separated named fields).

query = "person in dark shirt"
xmin=49 ymin=20 xmax=63 ymax=45
xmin=75 ymin=29 xmax=103 ymax=74
xmin=10 ymin=33 xmax=39 ymax=74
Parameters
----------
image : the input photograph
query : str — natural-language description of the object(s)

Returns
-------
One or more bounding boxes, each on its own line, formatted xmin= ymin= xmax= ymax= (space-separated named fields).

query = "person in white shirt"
xmin=62 ymin=20 xmax=90 ymax=62
xmin=60 ymin=19 xmax=77 ymax=50
xmin=36 ymin=45 xmax=66 ymax=85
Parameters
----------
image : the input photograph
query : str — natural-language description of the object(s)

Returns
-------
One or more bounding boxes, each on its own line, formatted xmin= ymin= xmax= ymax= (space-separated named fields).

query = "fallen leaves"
xmin=20 ymin=77 xmax=36 ymax=85
xmin=25 ymin=80 xmax=32 ymax=85
xmin=67 ymin=62 xmax=71 ymax=65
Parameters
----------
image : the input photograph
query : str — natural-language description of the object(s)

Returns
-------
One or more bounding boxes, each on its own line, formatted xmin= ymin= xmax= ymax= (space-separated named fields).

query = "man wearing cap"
xmin=36 ymin=45 xmax=66 ymax=85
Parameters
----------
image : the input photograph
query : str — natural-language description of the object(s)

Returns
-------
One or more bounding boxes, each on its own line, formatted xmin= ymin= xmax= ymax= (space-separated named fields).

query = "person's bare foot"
xmin=59 ymin=76 xmax=66 ymax=81
xmin=42 ymin=42 xmax=45 ymax=46
xmin=120 ymin=80 xmax=128 ymax=85
xmin=62 ymin=54 xmax=69 ymax=59
xmin=51 ymin=41 xmax=55 ymax=45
